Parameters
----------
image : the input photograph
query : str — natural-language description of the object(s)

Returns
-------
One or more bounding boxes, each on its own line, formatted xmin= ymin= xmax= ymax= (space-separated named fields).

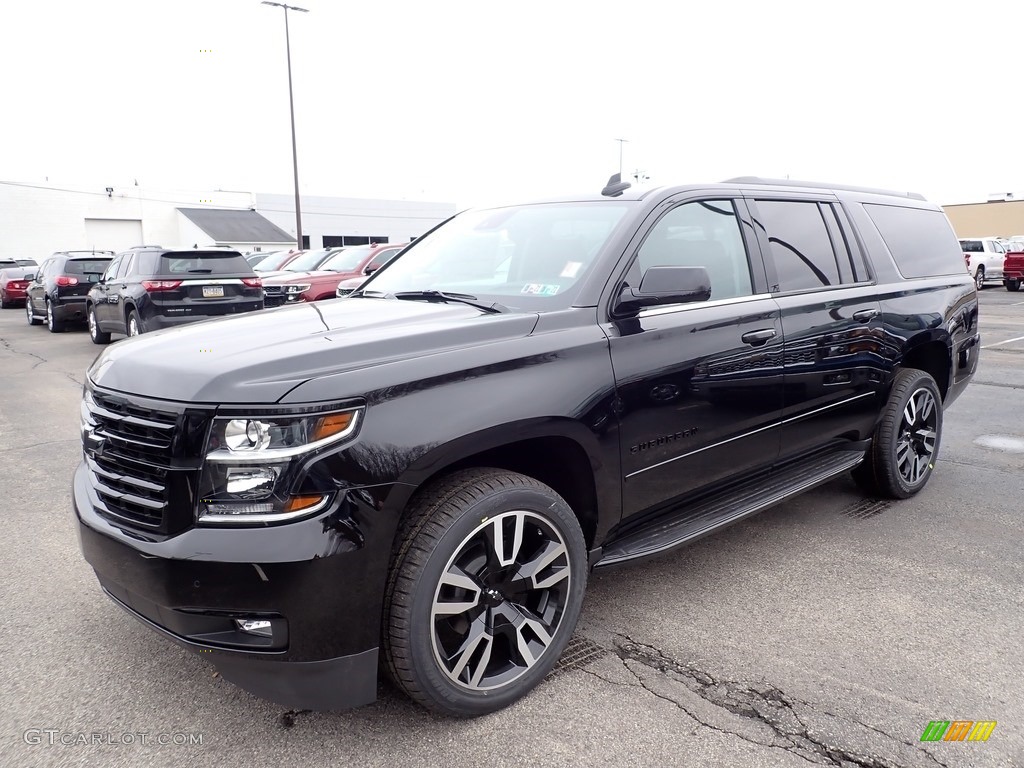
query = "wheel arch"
xmin=387 ymin=419 xmax=613 ymax=550
xmin=900 ymin=337 xmax=952 ymax=401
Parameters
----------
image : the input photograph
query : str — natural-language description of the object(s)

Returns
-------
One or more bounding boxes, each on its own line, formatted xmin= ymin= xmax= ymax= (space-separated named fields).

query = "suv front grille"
xmin=84 ymin=388 xmax=210 ymax=535
xmin=263 ymin=286 xmax=284 ymax=296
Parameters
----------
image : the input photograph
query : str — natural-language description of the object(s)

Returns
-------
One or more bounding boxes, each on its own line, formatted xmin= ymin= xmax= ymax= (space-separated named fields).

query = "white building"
xmin=0 ymin=179 xmax=456 ymax=259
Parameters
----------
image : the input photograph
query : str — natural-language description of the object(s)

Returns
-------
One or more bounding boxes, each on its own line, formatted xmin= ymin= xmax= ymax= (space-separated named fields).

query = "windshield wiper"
xmin=389 ymin=290 xmax=507 ymax=314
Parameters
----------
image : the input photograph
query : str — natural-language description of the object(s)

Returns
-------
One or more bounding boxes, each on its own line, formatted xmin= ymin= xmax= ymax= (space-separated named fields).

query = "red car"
xmin=262 ymin=243 xmax=406 ymax=306
xmin=0 ymin=266 xmax=36 ymax=308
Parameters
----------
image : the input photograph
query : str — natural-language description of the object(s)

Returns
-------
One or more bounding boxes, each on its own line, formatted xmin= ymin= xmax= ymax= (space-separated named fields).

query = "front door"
xmin=605 ymin=197 xmax=785 ymax=523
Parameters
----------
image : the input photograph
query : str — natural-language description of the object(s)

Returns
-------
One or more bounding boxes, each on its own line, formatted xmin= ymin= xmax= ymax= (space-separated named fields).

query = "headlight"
xmin=283 ymin=284 xmax=310 ymax=294
xmin=197 ymin=406 xmax=362 ymax=525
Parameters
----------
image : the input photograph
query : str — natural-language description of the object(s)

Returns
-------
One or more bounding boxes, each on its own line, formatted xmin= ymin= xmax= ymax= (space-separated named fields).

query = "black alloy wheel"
xmin=383 ymin=468 xmax=586 ymax=717
xmin=853 ymin=368 xmax=943 ymax=499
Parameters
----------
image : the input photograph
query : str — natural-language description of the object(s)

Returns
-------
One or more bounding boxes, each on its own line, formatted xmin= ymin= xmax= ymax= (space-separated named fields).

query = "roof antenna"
xmin=601 ymin=172 xmax=631 ymax=197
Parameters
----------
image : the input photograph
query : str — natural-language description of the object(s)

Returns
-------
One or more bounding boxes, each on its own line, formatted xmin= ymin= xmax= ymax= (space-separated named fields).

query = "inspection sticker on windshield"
xmin=560 ymin=261 xmax=583 ymax=278
xmin=521 ymin=284 xmax=560 ymax=296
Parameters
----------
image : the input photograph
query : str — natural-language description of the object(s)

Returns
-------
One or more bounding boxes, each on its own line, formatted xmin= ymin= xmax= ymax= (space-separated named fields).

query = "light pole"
xmin=262 ymin=1 xmax=308 ymax=250
xmin=614 ymin=138 xmax=628 ymax=176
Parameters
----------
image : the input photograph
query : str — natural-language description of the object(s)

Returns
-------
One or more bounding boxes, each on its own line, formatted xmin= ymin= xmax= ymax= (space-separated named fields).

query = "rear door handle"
xmin=741 ymin=328 xmax=777 ymax=346
xmin=853 ymin=308 xmax=879 ymax=322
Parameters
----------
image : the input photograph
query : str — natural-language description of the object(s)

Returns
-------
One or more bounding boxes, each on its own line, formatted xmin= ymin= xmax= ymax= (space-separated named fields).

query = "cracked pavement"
xmin=2 ymin=292 xmax=1023 ymax=768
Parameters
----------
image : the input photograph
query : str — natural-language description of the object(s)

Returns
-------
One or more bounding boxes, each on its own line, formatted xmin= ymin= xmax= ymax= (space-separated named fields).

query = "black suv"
xmin=26 ymin=251 xmax=114 ymax=332
xmin=85 ymin=247 xmax=264 ymax=343
xmin=73 ymin=177 xmax=979 ymax=718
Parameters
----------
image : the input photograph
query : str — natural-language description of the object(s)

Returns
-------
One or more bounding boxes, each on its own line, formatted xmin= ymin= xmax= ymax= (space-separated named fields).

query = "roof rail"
xmin=723 ymin=176 xmax=926 ymax=201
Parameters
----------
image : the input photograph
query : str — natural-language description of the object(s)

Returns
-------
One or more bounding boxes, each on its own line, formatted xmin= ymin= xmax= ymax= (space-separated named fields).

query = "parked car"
xmin=252 ymin=249 xmax=306 ymax=273
xmin=26 ymin=251 xmax=114 ymax=332
xmin=263 ymin=244 xmax=406 ymax=306
xmin=1003 ymin=251 xmax=1024 ymax=291
xmin=74 ymin=175 xmax=978 ymax=718
xmin=246 ymin=250 xmax=287 ymax=267
xmin=335 ymin=245 xmax=406 ymax=297
xmin=959 ymin=237 xmax=1006 ymax=289
xmin=0 ymin=267 xmax=35 ymax=308
xmin=0 ymin=257 xmax=38 ymax=270
xmin=85 ymin=246 xmax=264 ymax=343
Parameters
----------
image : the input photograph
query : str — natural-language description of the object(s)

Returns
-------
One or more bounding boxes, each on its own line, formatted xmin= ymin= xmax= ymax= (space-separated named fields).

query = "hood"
xmin=87 ymin=298 xmax=539 ymax=403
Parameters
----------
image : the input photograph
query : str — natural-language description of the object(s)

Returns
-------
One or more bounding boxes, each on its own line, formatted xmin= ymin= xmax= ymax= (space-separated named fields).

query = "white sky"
xmin=1 ymin=0 xmax=1022 ymax=208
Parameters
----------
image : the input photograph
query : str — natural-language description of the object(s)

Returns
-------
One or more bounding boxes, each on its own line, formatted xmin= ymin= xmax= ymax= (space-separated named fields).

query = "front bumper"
xmin=73 ymin=460 xmax=394 ymax=711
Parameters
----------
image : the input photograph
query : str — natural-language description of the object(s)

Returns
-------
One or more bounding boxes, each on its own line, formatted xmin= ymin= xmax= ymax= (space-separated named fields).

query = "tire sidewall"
xmin=402 ymin=484 xmax=587 ymax=715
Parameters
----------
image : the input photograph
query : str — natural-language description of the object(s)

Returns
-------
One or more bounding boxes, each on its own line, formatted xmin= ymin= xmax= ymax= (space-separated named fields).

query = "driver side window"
xmin=635 ymin=199 xmax=753 ymax=302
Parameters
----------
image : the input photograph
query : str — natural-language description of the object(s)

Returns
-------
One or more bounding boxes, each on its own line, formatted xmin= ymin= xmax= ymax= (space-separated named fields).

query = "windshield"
xmin=283 ymin=248 xmax=339 ymax=272
xmin=361 ymin=202 xmax=632 ymax=309
xmin=320 ymin=246 xmax=372 ymax=272
xmin=254 ymin=251 xmax=299 ymax=271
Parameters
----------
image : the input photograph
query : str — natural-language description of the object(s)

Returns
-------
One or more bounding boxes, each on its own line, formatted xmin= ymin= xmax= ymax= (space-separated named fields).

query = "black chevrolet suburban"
xmin=74 ymin=176 xmax=979 ymax=717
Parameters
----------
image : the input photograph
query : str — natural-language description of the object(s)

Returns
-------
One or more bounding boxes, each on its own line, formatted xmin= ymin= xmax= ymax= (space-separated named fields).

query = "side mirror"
xmin=364 ymin=264 xmax=380 ymax=275
xmin=613 ymin=266 xmax=712 ymax=316
xmin=23 ymin=273 xmax=36 ymax=281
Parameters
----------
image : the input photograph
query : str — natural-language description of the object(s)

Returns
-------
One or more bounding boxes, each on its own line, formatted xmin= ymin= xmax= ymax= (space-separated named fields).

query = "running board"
xmin=594 ymin=450 xmax=865 ymax=569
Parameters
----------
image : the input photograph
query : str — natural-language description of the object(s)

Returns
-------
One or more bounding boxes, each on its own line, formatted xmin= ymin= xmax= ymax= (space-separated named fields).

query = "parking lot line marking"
xmin=982 ymin=334 xmax=1024 ymax=349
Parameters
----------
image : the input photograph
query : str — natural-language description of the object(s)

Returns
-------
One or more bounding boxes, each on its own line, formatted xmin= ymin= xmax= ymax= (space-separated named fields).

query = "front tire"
xmin=853 ymin=368 xmax=943 ymax=499
xmin=1006 ymin=279 xmax=1021 ymax=292
xmin=88 ymin=305 xmax=111 ymax=344
xmin=383 ymin=468 xmax=587 ymax=717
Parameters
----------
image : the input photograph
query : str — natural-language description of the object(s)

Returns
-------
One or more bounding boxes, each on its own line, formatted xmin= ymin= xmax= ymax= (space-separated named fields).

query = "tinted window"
xmin=116 ymin=254 xmax=135 ymax=279
xmin=821 ymin=204 xmax=871 ymax=283
xmin=756 ymin=200 xmax=840 ymax=291
xmin=636 ymin=199 xmax=753 ymax=301
xmin=65 ymin=259 xmax=112 ymax=279
xmin=865 ymin=204 xmax=966 ymax=278
xmin=959 ymin=240 xmax=983 ymax=253
xmin=103 ymin=256 xmax=122 ymax=280
xmin=159 ymin=252 xmax=251 ymax=275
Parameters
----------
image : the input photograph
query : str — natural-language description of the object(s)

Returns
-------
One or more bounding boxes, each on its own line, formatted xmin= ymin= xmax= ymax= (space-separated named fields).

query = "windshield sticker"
xmin=521 ymin=284 xmax=561 ymax=296
xmin=560 ymin=261 xmax=583 ymax=278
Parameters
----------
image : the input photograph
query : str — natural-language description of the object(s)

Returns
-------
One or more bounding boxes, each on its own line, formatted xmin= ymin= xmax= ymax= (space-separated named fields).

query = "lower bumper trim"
xmin=212 ymin=648 xmax=379 ymax=711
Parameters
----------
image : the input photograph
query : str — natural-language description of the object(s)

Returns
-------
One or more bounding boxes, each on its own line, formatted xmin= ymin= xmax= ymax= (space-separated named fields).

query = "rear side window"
xmin=159 ymin=252 xmax=251 ymax=275
xmin=754 ymin=200 xmax=842 ymax=291
xmin=864 ymin=204 xmax=965 ymax=278
xmin=66 ymin=259 xmax=112 ymax=278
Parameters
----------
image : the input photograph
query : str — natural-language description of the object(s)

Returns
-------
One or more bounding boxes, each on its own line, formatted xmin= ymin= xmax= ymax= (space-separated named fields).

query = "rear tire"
xmin=88 ymin=305 xmax=111 ymax=344
xmin=974 ymin=266 xmax=985 ymax=290
xmin=46 ymin=299 xmax=65 ymax=333
xmin=383 ymin=468 xmax=586 ymax=717
xmin=127 ymin=309 xmax=143 ymax=337
xmin=26 ymin=299 xmax=42 ymax=325
xmin=853 ymin=369 xmax=943 ymax=499
xmin=1006 ymin=279 xmax=1021 ymax=292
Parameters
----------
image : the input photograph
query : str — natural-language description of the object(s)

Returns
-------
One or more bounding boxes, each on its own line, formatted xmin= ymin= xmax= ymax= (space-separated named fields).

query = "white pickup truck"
xmin=959 ymin=237 xmax=1006 ymax=289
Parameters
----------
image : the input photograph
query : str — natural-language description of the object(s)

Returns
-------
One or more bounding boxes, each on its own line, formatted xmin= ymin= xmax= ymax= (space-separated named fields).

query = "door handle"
xmin=853 ymin=308 xmax=879 ymax=322
xmin=741 ymin=328 xmax=777 ymax=346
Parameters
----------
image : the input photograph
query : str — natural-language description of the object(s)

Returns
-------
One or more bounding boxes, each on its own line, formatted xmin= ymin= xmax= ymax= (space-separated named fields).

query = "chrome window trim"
xmin=637 ymin=292 xmax=773 ymax=318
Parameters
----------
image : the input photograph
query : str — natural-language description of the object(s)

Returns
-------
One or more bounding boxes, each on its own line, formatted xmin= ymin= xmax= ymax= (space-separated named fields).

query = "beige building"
xmin=943 ymin=200 xmax=1024 ymax=239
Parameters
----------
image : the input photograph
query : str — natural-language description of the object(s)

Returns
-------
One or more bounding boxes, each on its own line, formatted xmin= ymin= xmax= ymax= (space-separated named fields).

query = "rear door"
xmin=747 ymin=196 xmax=889 ymax=461
xmin=91 ymin=255 xmax=121 ymax=328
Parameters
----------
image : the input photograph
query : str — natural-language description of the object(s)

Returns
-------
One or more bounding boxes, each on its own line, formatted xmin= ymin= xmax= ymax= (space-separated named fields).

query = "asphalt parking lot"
xmin=1 ymin=291 xmax=1022 ymax=768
